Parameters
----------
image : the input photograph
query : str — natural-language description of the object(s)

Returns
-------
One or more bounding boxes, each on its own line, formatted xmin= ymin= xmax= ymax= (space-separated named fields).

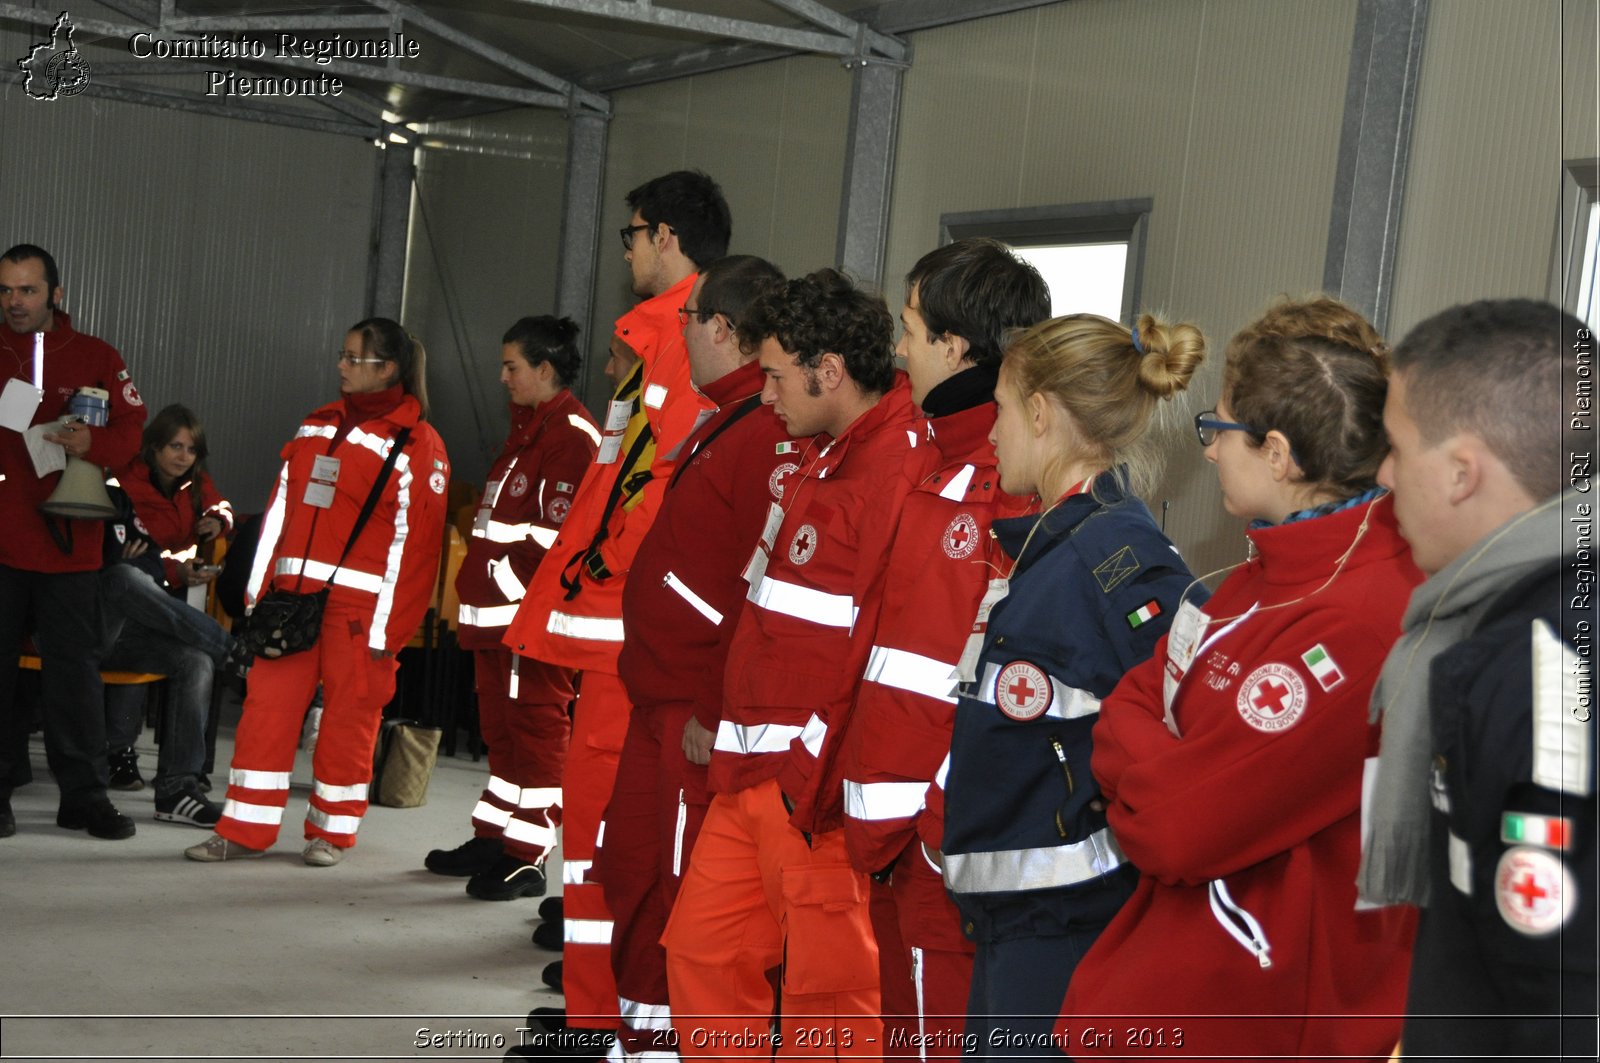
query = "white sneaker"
xmin=184 ymin=833 xmax=265 ymax=862
xmin=303 ymin=837 xmax=343 ymax=867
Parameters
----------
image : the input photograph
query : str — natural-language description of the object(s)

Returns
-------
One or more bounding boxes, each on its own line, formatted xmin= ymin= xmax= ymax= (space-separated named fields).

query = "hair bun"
xmin=1132 ymin=312 xmax=1206 ymax=398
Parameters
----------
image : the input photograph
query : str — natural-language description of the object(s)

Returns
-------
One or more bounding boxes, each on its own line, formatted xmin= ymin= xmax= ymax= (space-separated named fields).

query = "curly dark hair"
xmin=737 ymin=268 xmax=895 ymax=395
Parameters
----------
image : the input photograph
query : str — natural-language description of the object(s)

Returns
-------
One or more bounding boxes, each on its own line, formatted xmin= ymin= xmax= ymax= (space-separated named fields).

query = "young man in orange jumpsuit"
xmin=603 ymin=255 xmax=802 ymax=1060
xmin=503 ymin=171 xmax=731 ymax=1047
xmin=662 ymin=269 xmax=919 ymax=1059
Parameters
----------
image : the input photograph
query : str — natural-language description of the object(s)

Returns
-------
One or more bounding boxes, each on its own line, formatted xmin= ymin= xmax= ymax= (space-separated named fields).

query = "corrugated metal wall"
xmin=1388 ymin=0 xmax=1569 ymax=338
xmin=1 ymin=26 xmax=375 ymax=513
xmin=886 ymin=0 xmax=1358 ymax=574
xmin=402 ymin=107 xmax=569 ymax=486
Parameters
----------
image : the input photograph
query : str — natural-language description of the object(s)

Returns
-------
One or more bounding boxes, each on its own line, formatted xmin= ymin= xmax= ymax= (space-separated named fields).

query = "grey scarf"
xmin=1357 ymin=494 xmax=1567 ymax=906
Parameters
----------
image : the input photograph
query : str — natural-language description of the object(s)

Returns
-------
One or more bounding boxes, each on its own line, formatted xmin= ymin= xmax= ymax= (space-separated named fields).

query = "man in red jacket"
xmin=662 ymin=268 xmax=918 ymax=1059
xmin=601 ymin=254 xmax=797 ymax=1060
xmin=824 ymin=239 xmax=1049 ymax=1054
xmin=0 ymin=244 xmax=146 ymax=840
xmin=504 ymin=171 xmax=730 ymax=1048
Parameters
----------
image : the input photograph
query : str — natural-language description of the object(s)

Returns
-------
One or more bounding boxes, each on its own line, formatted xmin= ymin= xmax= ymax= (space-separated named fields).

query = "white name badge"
xmin=759 ymin=501 xmax=785 ymax=552
xmin=596 ymin=398 xmax=633 ymax=465
xmin=603 ymin=398 xmax=631 ymax=433
xmin=483 ymin=477 xmax=503 ymax=508
xmin=0 ymin=377 xmax=44 ymax=433
xmin=957 ymin=577 xmax=1010 ymax=683
xmin=304 ymin=454 xmax=341 ymax=509
xmin=1162 ymin=600 xmax=1210 ymax=734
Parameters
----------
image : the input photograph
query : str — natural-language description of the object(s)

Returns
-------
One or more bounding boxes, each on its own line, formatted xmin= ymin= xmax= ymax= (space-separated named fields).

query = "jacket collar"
xmin=614 ymin=272 xmax=698 ymax=365
xmin=803 ymin=372 xmax=915 ymax=480
xmin=700 ymin=358 xmax=764 ymax=408
xmin=925 ymin=399 xmax=996 ymax=465
xmin=993 ymin=468 xmax=1130 ymax=567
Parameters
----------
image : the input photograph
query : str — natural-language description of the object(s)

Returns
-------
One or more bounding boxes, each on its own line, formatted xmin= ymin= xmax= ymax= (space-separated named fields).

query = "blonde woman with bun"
xmin=1064 ymin=297 xmax=1420 ymax=1060
xmin=936 ymin=312 xmax=1205 ymax=1054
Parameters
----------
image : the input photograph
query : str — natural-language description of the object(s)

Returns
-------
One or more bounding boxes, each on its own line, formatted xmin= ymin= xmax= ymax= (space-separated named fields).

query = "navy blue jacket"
xmin=942 ymin=470 xmax=1202 ymax=937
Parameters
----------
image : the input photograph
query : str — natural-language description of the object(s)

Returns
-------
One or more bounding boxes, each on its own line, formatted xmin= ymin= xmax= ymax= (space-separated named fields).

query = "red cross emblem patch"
xmin=769 ymin=461 xmax=798 ymax=501
xmin=942 ymin=512 xmax=979 ymax=560
xmin=1234 ymin=662 xmax=1307 ymax=733
xmin=1495 ymin=846 xmax=1574 ymax=936
xmin=508 ymin=472 xmax=530 ymax=498
xmin=549 ymin=496 xmax=570 ymax=523
xmin=995 ymin=660 xmax=1051 ymax=722
xmin=787 ymin=523 xmax=818 ymax=565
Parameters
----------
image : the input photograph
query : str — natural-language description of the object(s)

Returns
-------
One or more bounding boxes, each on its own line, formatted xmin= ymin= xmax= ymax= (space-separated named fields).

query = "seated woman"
xmin=99 ymin=404 xmax=238 ymax=824
xmin=939 ymin=312 xmax=1204 ymax=1054
xmin=1062 ymin=298 xmax=1421 ymax=1060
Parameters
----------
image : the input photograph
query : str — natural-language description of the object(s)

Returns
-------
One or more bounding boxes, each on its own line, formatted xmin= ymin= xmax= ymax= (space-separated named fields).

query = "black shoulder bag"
xmin=241 ymin=427 xmax=411 ymax=659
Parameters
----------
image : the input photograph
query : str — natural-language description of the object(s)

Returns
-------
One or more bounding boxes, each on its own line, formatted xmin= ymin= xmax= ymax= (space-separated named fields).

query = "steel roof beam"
xmin=79 ymin=78 xmax=379 ymax=138
xmin=160 ymin=15 xmax=394 ymax=32
xmin=500 ymin=0 xmax=858 ymax=56
xmin=762 ymin=0 xmax=903 ymax=58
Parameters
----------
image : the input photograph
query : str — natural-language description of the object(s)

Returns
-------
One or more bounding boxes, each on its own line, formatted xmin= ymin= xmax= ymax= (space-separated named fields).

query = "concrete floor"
xmin=0 ymin=693 xmax=564 ymax=1061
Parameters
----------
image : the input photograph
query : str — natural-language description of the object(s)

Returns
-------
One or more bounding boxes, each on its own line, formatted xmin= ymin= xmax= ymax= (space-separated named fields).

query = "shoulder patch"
xmin=787 ymin=523 xmax=818 ymax=565
xmin=1300 ymin=643 xmax=1346 ymax=692
xmin=1126 ymin=599 xmax=1162 ymax=630
xmin=122 ymin=382 xmax=143 ymax=407
xmin=995 ymin=660 xmax=1051 ymax=722
xmin=1235 ymin=662 xmax=1307 ymax=733
xmin=1092 ymin=545 xmax=1140 ymax=593
xmin=428 ymin=470 xmax=446 ymax=495
xmin=1495 ymin=846 xmax=1574 ymax=936
xmin=769 ymin=461 xmax=798 ymax=501
xmin=508 ymin=472 xmax=530 ymax=498
xmin=942 ymin=512 xmax=979 ymax=560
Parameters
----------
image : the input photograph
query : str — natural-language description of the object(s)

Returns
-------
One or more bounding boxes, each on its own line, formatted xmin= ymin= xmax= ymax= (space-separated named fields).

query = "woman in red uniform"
xmin=1062 ymin=298 xmax=1420 ymax=1060
xmin=424 ymin=316 xmax=599 ymax=899
xmin=184 ymin=317 xmax=449 ymax=866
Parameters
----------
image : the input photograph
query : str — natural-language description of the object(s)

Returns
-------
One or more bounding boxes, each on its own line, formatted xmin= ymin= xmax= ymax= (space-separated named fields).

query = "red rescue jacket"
xmin=711 ymin=374 xmax=920 ymax=834
xmin=247 ymin=390 xmax=450 ymax=656
xmin=505 ymin=273 xmax=710 ymax=674
xmin=109 ymin=456 xmax=233 ymax=588
xmin=455 ymin=391 xmax=599 ymax=649
xmin=0 ymin=312 xmax=145 ymax=573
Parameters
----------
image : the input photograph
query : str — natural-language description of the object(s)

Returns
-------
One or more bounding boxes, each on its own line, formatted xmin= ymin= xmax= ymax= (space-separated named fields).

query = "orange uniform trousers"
xmin=470 ymin=647 xmax=572 ymax=864
xmin=663 ymin=778 xmax=882 ymax=1060
xmin=560 ymin=668 xmax=632 ymax=1031
xmin=218 ymin=598 xmax=397 ymax=851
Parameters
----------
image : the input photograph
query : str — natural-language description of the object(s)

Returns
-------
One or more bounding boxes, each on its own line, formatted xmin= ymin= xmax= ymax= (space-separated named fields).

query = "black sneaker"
xmin=538 ymin=896 xmax=563 ymax=923
xmin=531 ymin=921 xmax=563 ymax=951
xmin=541 ymin=960 xmax=563 ymax=992
xmin=108 ymin=748 xmax=144 ymax=791
xmin=467 ymin=856 xmax=547 ymax=901
xmin=525 ymin=1007 xmax=566 ymax=1033
xmin=154 ymin=786 xmax=222 ymax=828
xmin=57 ymin=798 xmax=136 ymax=839
xmin=425 ymin=835 xmax=502 ymax=876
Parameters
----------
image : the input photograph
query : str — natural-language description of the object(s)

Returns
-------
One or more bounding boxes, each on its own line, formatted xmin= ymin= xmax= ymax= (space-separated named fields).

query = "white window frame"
xmin=1553 ymin=159 xmax=1600 ymax=323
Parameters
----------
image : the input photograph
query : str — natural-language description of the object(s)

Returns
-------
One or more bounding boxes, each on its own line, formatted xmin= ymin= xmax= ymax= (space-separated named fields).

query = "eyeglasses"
xmin=1194 ymin=410 xmax=1263 ymax=446
xmin=676 ymin=305 xmax=722 ymax=326
xmin=337 ymin=353 xmax=386 ymax=367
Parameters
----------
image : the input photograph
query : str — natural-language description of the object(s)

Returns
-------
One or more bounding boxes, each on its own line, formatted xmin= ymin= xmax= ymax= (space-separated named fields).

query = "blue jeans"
xmin=98 ymin=564 xmax=230 ymax=665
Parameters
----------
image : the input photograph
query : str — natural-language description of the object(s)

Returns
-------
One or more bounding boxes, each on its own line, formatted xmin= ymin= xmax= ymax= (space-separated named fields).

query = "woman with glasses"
xmin=939 ymin=312 xmax=1203 ymax=1054
xmin=1062 ymin=297 xmax=1420 ymax=1059
xmin=185 ymin=317 xmax=450 ymax=867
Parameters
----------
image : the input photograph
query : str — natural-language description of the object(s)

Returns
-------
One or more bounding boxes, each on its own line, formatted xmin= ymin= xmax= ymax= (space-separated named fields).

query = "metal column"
xmin=836 ymin=55 xmax=906 ymax=287
xmin=556 ymin=109 xmax=611 ymax=400
xmin=1323 ymin=0 xmax=1430 ymax=336
xmin=370 ymin=138 xmax=416 ymax=319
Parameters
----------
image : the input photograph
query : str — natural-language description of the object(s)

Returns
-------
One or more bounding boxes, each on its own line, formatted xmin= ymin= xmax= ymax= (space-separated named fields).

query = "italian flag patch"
xmin=1502 ymin=812 xmax=1573 ymax=851
xmin=775 ymin=441 xmax=799 ymax=455
xmin=1301 ymin=644 xmax=1345 ymax=691
xmin=1126 ymin=600 xmax=1162 ymax=629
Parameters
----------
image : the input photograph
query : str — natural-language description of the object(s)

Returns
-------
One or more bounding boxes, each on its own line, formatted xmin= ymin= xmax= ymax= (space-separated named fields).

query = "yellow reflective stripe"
xmin=748 ymin=576 xmax=857 ymax=629
xmin=943 ymin=828 xmax=1125 ymax=894
xmin=713 ymin=720 xmax=802 ymax=755
xmin=843 ymin=780 xmax=928 ymax=822
xmin=313 ymin=780 xmax=368 ymax=803
xmin=546 ymin=610 xmax=625 ymax=642
xmin=222 ymin=799 xmax=283 ymax=825
xmin=307 ymin=807 xmax=363 ymax=835
xmin=864 ymin=645 xmax=958 ymax=704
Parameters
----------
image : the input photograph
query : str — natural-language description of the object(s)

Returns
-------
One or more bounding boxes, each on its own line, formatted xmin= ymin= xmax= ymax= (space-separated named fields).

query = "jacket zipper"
xmin=1049 ymin=735 xmax=1075 ymax=839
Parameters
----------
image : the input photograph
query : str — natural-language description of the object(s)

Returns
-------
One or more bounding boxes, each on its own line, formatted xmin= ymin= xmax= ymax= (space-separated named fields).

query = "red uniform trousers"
xmin=878 ymin=847 xmax=974 ymax=1060
xmin=595 ymin=701 xmax=711 ymax=1057
xmin=218 ymin=598 xmax=396 ymax=851
xmin=470 ymin=647 xmax=572 ymax=864
xmin=663 ymin=778 xmax=881 ymax=1060
xmin=562 ymin=669 xmax=632 ymax=1031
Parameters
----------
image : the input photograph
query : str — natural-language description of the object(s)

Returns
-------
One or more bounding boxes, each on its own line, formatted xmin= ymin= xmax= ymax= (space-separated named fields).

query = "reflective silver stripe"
xmin=230 ymin=768 xmax=291 ymax=790
xmin=672 ymin=789 xmax=687 ymax=878
xmin=519 ymin=787 xmax=562 ymax=808
xmin=1448 ymin=831 xmax=1473 ymax=895
xmin=942 ymin=827 xmax=1125 ymax=893
xmin=937 ymin=464 xmax=975 ymax=501
xmin=618 ymin=998 xmax=674 ymax=1030
xmin=247 ymin=461 xmax=291 ymax=606
xmin=479 ymin=518 xmax=536 ymax=543
xmin=530 ymin=525 xmax=559 ymax=548
xmin=664 ymin=571 xmax=724 ymax=625
xmin=160 ymin=544 xmax=199 ymax=563
xmin=1532 ymin=619 xmax=1593 ymax=796
xmin=934 ymin=753 xmax=950 ymax=789
xmin=911 ymin=946 xmax=927 ymax=1061
xmin=471 ymin=800 xmax=513 ymax=828
xmin=749 ymin=576 xmax=858 ymax=629
xmin=864 ymin=645 xmax=958 ymax=704
xmin=843 ymin=780 xmax=928 ymax=822
xmin=345 ymin=426 xmax=412 ymax=472
xmin=569 ymin=413 xmax=601 ymax=446
xmin=643 ymin=382 xmax=668 ymax=409
xmin=105 ymin=477 xmax=121 ymax=487
xmin=564 ymin=859 xmax=592 ymax=886
xmin=508 ymin=654 xmax=520 ymax=700
xmin=307 ymin=807 xmax=363 ymax=835
xmin=503 ymin=817 xmax=558 ymax=848
xmin=273 ymin=557 xmax=385 ymax=594
xmin=222 ymin=799 xmax=283 ymax=825
xmin=296 ymin=425 xmax=338 ymax=439
xmin=459 ymin=602 xmax=521 ymax=627
xmin=314 ymin=780 xmax=368 ymax=803
xmin=714 ymin=720 xmax=803 ymax=755
xmin=369 ymin=463 xmax=411 ymax=651
xmin=491 ymin=556 xmax=526 ymax=602
xmin=546 ymin=610 xmax=626 ymax=642
xmin=799 ymin=712 xmax=827 ymax=756
xmin=975 ymin=661 xmax=1102 ymax=720
xmin=566 ymin=917 xmax=614 ymax=944
xmin=486 ymin=775 xmax=519 ymax=803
